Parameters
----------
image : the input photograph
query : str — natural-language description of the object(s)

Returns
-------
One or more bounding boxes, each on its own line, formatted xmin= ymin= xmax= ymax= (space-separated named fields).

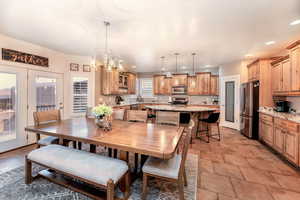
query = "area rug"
xmin=0 ymin=154 xmax=198 ymax=200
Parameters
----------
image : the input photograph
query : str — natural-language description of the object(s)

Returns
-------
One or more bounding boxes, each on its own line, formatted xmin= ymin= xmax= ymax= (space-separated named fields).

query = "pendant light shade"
xmin=174 ymin=53 xmax=179 ymax=72
xmin=192 ymin=53 xmax=196 ymax=75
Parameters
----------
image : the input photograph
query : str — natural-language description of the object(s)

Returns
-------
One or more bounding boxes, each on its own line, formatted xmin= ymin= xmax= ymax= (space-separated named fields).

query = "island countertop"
xmin=145 ymin=105 xmax=218 ymax=112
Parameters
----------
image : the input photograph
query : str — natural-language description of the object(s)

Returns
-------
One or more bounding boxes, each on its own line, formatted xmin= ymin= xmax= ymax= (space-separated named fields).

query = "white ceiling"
xmin=0 ymin=0 xmax=300 ymax=72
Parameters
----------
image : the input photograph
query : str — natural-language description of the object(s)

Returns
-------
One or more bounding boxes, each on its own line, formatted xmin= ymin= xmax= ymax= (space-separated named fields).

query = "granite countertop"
xmin=113 ymin=102 xmax=219 ymax=108
xmin=259 ymin=108 xmax=300 ymax=123
xmin=145 ymin=105 xmax=217 ymax=112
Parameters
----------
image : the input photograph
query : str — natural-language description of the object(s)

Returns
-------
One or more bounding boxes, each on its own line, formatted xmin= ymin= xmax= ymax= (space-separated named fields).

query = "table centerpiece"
xmin=92 ymin=104 xmax=113 ymax=131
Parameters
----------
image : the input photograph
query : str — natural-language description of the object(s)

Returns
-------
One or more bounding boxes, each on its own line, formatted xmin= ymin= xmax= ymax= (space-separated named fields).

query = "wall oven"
xmin=171 ymin=86 xmax=187 ymax=95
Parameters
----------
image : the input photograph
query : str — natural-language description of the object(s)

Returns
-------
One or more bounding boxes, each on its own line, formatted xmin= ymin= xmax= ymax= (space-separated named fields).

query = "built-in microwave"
xmin=171 ymin=86 xmax=187 ymax=95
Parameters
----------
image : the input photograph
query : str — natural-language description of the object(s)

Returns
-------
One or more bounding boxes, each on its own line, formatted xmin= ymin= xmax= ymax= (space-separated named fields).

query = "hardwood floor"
xmin=1 ymin=127 xmax=300 ymax=200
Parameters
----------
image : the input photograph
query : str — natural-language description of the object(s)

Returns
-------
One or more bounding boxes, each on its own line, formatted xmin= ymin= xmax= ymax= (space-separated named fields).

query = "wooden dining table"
xmin=25 ymin=118 xmax=184 ymax=160
xmin=25 ymin=118 xmax=185 ymax=198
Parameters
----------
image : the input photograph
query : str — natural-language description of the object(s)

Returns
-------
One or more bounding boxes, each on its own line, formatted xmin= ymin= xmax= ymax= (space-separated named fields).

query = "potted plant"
xmin=92 ymin=104 xmax=113 ymax=130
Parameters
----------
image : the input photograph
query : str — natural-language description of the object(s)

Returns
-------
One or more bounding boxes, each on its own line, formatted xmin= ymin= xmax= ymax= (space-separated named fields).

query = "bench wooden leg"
xmin=107 ymin=179 xmax=114 ymax=200
xmin=124 ymin=171 xmax=130 ymax=199
xmin=25 ymin=156 xmax=32 ymax=184
xmin=142 ymin=173 xmax=148 ymax=200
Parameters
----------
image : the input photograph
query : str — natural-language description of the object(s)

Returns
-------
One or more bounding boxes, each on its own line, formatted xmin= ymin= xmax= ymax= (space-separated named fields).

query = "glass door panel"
xmin=225 ymin=81 xmax=235 ymax=122
xmin=36 ymin=77 xmax=57 ymax=111
xmin=0 ymin=73 xmax=16 ymax=143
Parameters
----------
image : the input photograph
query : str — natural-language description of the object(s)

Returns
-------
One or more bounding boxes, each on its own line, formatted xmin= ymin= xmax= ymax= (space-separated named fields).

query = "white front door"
xmin=0 ymin=65 xmax=27 ymax=153
xmin=27 ymin=70 xmax=64 ymax=144
xmin=220 ymin=75 xmax=240 ymax=130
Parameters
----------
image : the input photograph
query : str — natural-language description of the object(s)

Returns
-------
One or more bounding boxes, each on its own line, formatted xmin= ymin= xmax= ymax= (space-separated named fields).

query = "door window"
xmin=0 ymin=73 xmax=16 ymax=142
xmin=36 ymin=77 xmax=57 ymax=111
xmin=225 ymin=81 xmax=235 ymax=122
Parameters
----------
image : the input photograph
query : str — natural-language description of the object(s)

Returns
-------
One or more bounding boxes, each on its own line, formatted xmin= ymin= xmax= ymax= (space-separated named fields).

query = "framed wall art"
xmin=70 ymin=63 xmax=79 ymax=71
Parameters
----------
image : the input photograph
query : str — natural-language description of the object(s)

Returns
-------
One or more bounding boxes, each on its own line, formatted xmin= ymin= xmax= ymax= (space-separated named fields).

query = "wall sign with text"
xmin=1 ymin=48 xmax=49 ymax=67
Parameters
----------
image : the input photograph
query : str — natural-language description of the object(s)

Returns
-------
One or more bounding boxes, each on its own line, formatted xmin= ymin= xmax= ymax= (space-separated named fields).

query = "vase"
xmin=95 ymin=116 xmax=112 ymax=131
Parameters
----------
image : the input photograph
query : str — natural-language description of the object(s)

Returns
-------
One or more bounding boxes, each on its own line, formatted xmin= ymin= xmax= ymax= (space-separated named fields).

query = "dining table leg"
xmin=89 ymin=144 xmax=96 ymax=153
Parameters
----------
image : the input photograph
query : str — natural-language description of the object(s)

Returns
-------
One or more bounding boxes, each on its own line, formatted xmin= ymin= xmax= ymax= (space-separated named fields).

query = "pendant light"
xmin=174 ymin=53 xmax=179 ymax=72
xmin=103 ymin=21 xmax=122 ymax=70
xmin=160 ymin=56 xmax=165 ymax=72
xmin=192 ymin=53 xmax=196 ymax=75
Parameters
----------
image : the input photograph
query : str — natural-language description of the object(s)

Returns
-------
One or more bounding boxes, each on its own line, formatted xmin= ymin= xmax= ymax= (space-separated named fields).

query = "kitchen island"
xmin=145 ymin=105 xmax=217 ymax=112
xmin=146 ymin=105 xmax=219 ymax=138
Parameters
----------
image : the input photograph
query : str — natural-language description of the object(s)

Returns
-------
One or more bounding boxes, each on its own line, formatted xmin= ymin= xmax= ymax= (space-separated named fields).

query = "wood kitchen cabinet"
xmin=196 ymin=72 xmax=211 ymax=95
xmin=248 ymin=61 xmax=260 ymax=81
xmin=260 ymin=115 xmax=274 ymax=146
xmin=260 ymin=114 xmax=299 ymax=166
xmin=273 ymin=125 xmax=284 ymax=153
xmin=127 ymin=72 xmax=136 ymax=94
xmin=271 ymin=56 xmax=291 ymax=94
xmin=153 ymin=75 xmax=165 ymax=95
xmin=210 ymin=75 xmax=219 ymax=96
xmin=101 ymin=67 xmax=119 ymax=95
xmin=187 ymin=76 xmax=198 ymax=95
xmin=287 ymin=41 xmax=300 ymax=92
xmin=284 ymin=130 xmax=299 ymax=164
xmin=171 ymin=74 xmax=187 ymax=87
xmin=163 ymin=77 xmax=172 ymax=95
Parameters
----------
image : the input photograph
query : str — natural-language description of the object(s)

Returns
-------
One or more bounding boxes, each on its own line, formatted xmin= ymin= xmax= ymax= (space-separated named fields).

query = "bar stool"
xmin=197 ymin=112 xmax=220 ymax=143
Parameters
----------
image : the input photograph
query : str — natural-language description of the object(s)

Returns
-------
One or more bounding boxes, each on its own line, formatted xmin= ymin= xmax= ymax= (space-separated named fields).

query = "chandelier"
xmin=103 ymin=21 xmax=123 ymax=70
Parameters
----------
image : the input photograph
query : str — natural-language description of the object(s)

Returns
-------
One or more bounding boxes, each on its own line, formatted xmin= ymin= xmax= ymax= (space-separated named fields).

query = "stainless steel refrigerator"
xmin=240 ymin=81 xmax=259 ymax=139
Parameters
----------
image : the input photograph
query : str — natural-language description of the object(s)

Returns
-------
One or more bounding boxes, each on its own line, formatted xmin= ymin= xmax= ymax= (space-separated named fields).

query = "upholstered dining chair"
xmin=33 ymin=109 xmax=61 ymax=147
xmin=156 ymin=111 xmax=180 ymax=126
xmin=127 ymin=109 xmax=148 ymax=173
xmin=142 ymin=119 xmax=194 ymax=200
xmin=127 ymin=110 xmax=148 ymax=122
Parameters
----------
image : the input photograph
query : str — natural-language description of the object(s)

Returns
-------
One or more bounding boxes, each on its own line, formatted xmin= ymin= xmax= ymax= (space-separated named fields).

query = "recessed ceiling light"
xmin=290 ymin=19 xmax=300 ymax=26
xmin=265 ymin=41 xmax=275 ymax=45
xmin=181 ymin=66 xmax=187 ymax=69
xmin=205 ymin=65 xmax=211 ymax=68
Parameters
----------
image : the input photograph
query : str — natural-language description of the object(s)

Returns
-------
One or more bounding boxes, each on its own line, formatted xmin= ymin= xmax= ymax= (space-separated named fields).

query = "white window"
xmin=140 ymin=78 xmax=153 ymax=97
xmin=72 ymin=77 xmax=88 ymax=114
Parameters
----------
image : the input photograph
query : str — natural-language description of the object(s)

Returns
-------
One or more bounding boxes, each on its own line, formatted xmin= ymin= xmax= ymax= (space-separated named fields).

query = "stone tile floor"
xmin=193 ymin=127 xmax=300 ymax=200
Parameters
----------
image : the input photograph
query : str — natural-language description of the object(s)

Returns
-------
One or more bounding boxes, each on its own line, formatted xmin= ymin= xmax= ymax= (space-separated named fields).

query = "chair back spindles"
xmin=127 ymin=110 xmax=148 ymax=122
xmin=156 ymin=111 xmax=180 ymax=126
xmin=33 ymin=109 xmax=61 ymax=126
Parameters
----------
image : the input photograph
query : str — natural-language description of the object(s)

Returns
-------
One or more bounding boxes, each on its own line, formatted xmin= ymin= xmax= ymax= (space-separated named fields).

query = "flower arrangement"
xmin=92 ymin=104 xmax=113 ymax=119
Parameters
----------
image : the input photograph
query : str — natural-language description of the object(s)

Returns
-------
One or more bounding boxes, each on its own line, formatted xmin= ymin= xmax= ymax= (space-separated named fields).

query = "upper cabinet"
xmin=153 ymin=75 xmax=165 ymax=95
xmin=196 ymin=72 xmax=211 ymax=95
xmin=101 ymin=67 xmax=136 ymax=95
xmin=210 ymin=75 xmax=219 ymax=96
xmin=171 ymin=74 xmax=187 ymax=87
xmin=248 ymin=61 xmax=260 ymax=81
xmin=153 ymin=73 xmax=218 ymax=96
xmin=270 ymin=40 xmax=300 ymax=96
xmin=127 ymin=72 xmax=136 ymax=94
xmin=187 ymin=76 xmax=198 ymax=95
xmin=288 ymin=41 xmax=300 ymax=92
xmin=247 ymin=59 xmax=273 ymax=107
xmin=102 ymin=67 xmax=120 ymax=95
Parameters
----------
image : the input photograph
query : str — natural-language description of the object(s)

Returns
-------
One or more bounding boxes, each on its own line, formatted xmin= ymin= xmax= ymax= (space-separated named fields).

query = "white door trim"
xmin=220 ymin=75 xmax=240 ymax=130
xmin=0 ymin=65 xmax=27 ymax=152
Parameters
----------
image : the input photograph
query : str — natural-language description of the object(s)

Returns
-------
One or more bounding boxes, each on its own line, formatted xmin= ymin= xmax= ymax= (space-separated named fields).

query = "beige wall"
xmin=0 ymin=33 xmax=95 ymax=119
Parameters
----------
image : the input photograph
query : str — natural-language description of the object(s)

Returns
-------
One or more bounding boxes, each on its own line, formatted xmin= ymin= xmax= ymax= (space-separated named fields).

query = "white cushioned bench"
xmin=25 ymin=144 xmax=130 ymax=200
